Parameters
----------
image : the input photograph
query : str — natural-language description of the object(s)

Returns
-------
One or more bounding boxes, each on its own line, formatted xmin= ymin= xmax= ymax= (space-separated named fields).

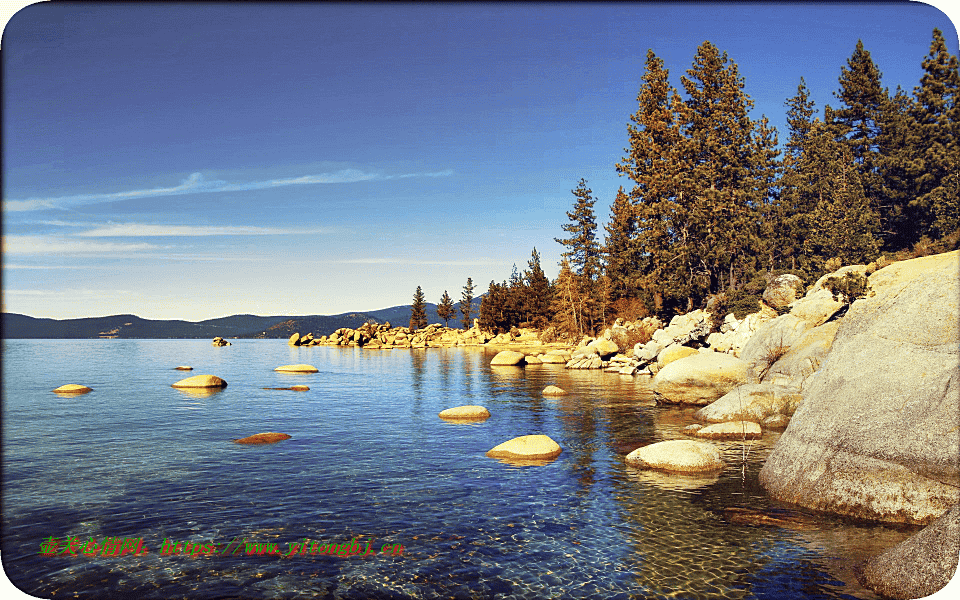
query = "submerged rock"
xmin=542 ymin=385 xmax=568 ymax=396
xmin=274 ymin=364 xmax=319 ymax=373
xmin=856 ymin=504 xmax=960 ymax=600
xmin=486 ymin=435 xmax=562 ymax=460
xmin=438 ymin=405 xmax=491 ymax=421
xmin=625 ymin=440 xmax=723 ymax=474
xmin=759 ymin=250 xmax=960 ymax=525
xmin=693 ymin=421 xmax=762 ymax=441
xmin=263 ymin=385 xmax=310 ymax=391
xmin=174 ymin=366 xmax=194 ymax=371
xmin=171 ymin=374 xmax=227 ymax=388
xmin=52 ymin=384 xmax=92 ymax=394
xmin=234 ymin=432 xmax=291 ymax=444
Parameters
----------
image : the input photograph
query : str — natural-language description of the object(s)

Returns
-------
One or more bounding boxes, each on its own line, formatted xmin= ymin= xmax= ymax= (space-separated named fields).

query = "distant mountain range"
xmin=1 ymin=301 xmax=481 ymax=339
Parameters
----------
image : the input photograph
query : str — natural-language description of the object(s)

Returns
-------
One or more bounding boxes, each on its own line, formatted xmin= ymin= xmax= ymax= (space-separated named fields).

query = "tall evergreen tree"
xmin=616 ymin=49 xmax=687 ymax=313
xmin=679 ymin=40 xmax=765 ymax=302
xmin=828 ymin=40 xmax=890 ymax=241
xmin=436 ymin=290 xmax=455 ymax=327
xmin=554 ymin=178 xmax=602 ymax=280
xmin=551 ymin=259 xmax=584 ymax=338
xmin=778 ymin=80 xmax=821 ymax=272
xmin=478 ymin=280 xmax=510 ymax=333
xmin=459 ymin=277 xmax=475 ymax=329
xmin=911 ymin=28 xmax=960 ymax=239
xmin=603 ymin=187 xmax=640 ymax=301
xmin=409 ymin=286 xmax=427 ymax=330
xmin=523 ymin=247 xmax=552 ymax=327
xmin=802 ymin=122 xmax=880 ymax=267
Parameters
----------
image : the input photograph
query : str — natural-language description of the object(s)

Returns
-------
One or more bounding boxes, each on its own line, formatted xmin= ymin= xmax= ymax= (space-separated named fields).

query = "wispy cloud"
xmin=75 ymin=223 xmax=327 ymax=237
xmin=4 ymin=168 xmax=454 ymax=212
xmin=335 ymin=257 xmax=504 ymax=266
xmin=2 ymin=235 xmax=161 ymax=255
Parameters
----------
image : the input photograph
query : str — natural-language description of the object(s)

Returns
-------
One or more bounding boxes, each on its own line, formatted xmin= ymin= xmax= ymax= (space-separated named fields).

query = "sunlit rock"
xmin=52 ymin=384 xmax=92 ymax=395
xmin=625 ymin=440 xmax=723 ymax=474
xmin=171 ymin=374 xmax=227 ymax=388
xmin=438 ymin=405 xmax=491 ymax=421
xmin=542 ymin=385 xmax=567 ymax=396
xmin=274 ymin=364 xmax=319 ymax=373
xmin=486 ymin=434 xmax=562 ymax=461
xmin=490 ymin=350 xmax=525 ymax=366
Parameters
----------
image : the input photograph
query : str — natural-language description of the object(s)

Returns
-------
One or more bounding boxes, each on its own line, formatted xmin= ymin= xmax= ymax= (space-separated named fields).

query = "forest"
xmin=414 ymin=31 xmax=959 ymax=339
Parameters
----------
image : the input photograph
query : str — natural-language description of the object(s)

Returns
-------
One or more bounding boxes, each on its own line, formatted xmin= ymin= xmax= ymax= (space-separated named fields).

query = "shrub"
xmin=823 ymin=272 xmax=870 ymax=304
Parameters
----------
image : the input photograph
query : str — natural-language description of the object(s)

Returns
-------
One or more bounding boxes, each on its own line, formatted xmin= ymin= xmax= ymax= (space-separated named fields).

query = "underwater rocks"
xmin=234 ymin=432 xmax=292 ymax=444
xmin=274 ymin=364 xmax=319 ymax=373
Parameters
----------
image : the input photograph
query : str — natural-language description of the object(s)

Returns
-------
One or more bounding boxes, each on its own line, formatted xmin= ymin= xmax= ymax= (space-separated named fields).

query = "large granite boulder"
xmin=759 ymin=250 xmax=960 ymax=525
xmin=656 ymin=344 xmax=699 ymax=368
xmin=652 ymin=352 xmax=749 ymax=405
xmin=625 ymin=440 xmax=723 ymax=473
xmin=738 ymin=314 xmax=813 ymax=382
xmin=692 ymin=421 xmax=762 ymax=441
xmin=762 ymin=274 xmax=803 ymax=309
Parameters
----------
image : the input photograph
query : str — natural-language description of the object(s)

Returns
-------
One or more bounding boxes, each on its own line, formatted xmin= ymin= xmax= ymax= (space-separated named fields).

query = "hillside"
xmin=1 ymin=300 xmax=481 ymax=340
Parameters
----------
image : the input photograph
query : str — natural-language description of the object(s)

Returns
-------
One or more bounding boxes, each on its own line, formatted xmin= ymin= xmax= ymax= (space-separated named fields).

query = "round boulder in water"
xmin=490 ymin=351 xmax=525 ymax=366
xmin=52 ymin=384 xmax=92 ymax=394
xmin=274 ymin=364 xmax=319 ymax=373
xmin=171 ymin=374 xmax=227 ymax=388
xmin=625 ymin=440 xmax=723 ymax=474
xmin=486 ymin=434 xmax=562 ymax=460
xmin=542 ymin=385 xmax=568 ymax=396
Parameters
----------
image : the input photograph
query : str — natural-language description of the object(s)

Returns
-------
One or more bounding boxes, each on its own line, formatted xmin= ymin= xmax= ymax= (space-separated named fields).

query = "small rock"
xmin=171 ymin=374 xmax=227 ymax=388
xmin=52 ymin=384 xmax=92 ymax=394
xmin=542 ymin=385 xmax=568 ymax=396
xmin=234 ymin=432 xmax=292 ymax=444
xmin=486 ymin=435 xmax=562 ymax=460
xmin=174 ymin=366 xmax=193 ymax=371
xmin=524 ymin=354 xmax=543 ymax=365
xmin=439 ymin=405 xmax=491 ymax=420
xmin=274 ymin=364 xmax=319 ymax=373
xmin=288 ymin=333 xmax=301 ymax=346
xmin=763 ymin=414 xmax=790 ymax=429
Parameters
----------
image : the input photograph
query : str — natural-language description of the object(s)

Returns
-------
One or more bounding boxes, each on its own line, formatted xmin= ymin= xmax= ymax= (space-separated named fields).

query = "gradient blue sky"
xmin=3 ymin=1 xmax=957 ymax=321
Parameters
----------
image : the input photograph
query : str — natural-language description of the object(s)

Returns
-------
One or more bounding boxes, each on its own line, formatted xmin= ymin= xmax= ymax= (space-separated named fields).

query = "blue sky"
xmin=2 ymin=1 xmax=957 ymax=321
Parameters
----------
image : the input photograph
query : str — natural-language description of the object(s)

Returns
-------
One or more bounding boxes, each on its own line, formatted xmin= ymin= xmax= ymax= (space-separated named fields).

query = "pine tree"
xmin=554 ymin=178 xmax=602 ymax=280
xmin=778 ymin=79 xmax=821 ymax=273
xmin=478 ymin=280 xmax=510 ymax=333
xmin=436 ymin=290 xmax=455 ymax=327
xmin=828 ymin=40 xmax=890 ymax=240
xmin=680 ymin=40 xmax=765 ymax=301
xmin=410 ymin=286 xmax=427 ymax=330
xmin=803 ymin=122 xmax=880 ymax=268
xmin=551 ymin=259 xmax=584 ymax=338
xmin=603 ymin=187 xmax=640 ymax=301
xmin=523 ymin=248 xmax=552 ymax=327
xmin=616 ymin=49 xmax=688 ymax=314
xmin=459 ymin=277 xmax=475 ymax=329
xmin=912 ymin=28 xmax=960 ymax=239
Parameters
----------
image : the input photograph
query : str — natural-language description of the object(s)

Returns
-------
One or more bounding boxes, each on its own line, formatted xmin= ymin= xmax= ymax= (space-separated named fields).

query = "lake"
xmin=1 ymin=339 xmax=917 ymax=599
